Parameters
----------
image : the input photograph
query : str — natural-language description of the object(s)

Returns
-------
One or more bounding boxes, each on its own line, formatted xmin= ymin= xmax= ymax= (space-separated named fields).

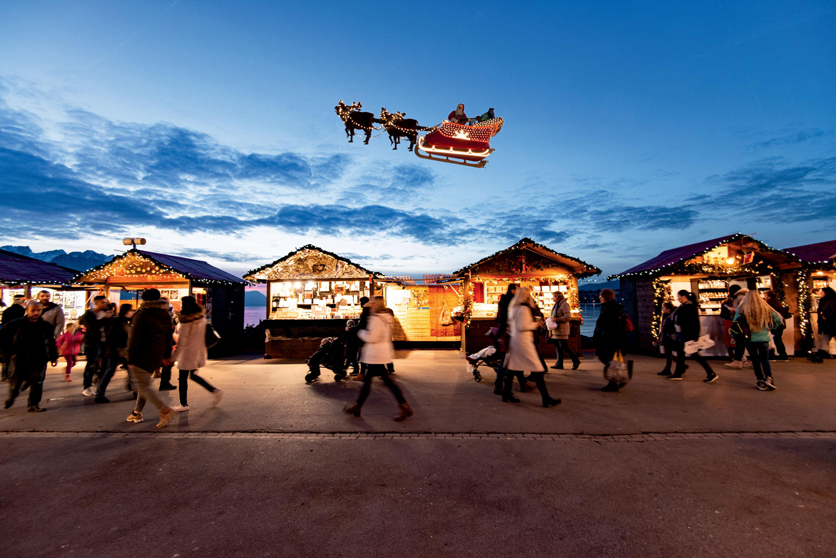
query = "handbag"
xmin=604 ymin=351 xmax=633 ymax=383
xmin=684 ymin=334 xmax=715 ymax=356
xmin=205 ymin=322 xmax=221 ymax=349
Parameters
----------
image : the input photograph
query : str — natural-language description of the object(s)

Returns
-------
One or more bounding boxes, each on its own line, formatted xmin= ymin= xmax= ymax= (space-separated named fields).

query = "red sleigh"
xmin=415 ymin=118 xmax=504 ymax=168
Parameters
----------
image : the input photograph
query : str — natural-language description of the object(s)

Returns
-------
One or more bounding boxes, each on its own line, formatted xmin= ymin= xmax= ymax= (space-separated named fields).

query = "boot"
xmin=572 ymin=359 xmax=581 ymax=370
xmin=394 ymin=402 xmax=413 ymax=421
xmin=502 ymin=393 xmax=521 ymax=403
xmin=344 ymin=402 xmax=361 ymax=417
xmin=724 ymin=360 xmax=743 ymax=369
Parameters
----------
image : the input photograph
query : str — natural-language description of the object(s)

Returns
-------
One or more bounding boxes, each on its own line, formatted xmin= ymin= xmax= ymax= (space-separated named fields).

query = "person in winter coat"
xmin=811 ymin=287 xmax=836 ymax=363
xmin=80 ymin=295 xmax=112 ymax=395
xmin=2 ymin=295 xmax=26 ymax=381
xmin=655 ymin=302 xmax=677 ymax=376
xmin=344 ymin=319 xmax=361 ymax=375
xmin=668 ymin=290 xmax=718 ymax=383
xmin=764 ymin=290 xmax=789 ymax=361
xmin=125 ymin=289 xmax=176 ymax=428
xmin=56 ymin=323 xmax=84 ymax=381
xmin=37 ymin=290 xmax=65 ymax=340
xmin=157 ymin=300 xmax=178 ymax=391
xmin=493 ymin=284 xmax=528 ymax=396
xmin=720 ymin=285 xmax=741 ymax=359
xmin=352 ymin=297 xmax=370 ymax=380
xmin=735 ymin=290 xmax=783 ymax=390
xmin=549 ymin=291 xmax=580 ymax=370
xmin=344 ymin=296 xmax=413 ymax=421
xmin=594 ymin=289 xmax=627 ymax=392
xmin=171 ymin=296 xmax=223 ymax=412
xmin=724 ymin=288 xmax=750 ymax=369
xmin=3 ymin=301 xmax=58 ymax=412
xmin=503 ymin=287 xmax=561 ymax=407
xmin=93 ymin=304 xmax=134 ymax=403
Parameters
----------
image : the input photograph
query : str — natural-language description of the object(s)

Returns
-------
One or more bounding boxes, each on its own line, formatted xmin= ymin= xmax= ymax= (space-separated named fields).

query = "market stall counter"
xmin=245 ymin=245 xmax=381 ymax=359
xmin=452 ymin=238 xmax=601 ymax=358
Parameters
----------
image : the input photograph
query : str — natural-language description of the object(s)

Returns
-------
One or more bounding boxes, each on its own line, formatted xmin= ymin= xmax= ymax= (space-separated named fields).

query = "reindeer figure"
xmin=380 ymin=107 xmax=420 ymax=152
xmin=335 ymin=100 xmax=376 ymax=144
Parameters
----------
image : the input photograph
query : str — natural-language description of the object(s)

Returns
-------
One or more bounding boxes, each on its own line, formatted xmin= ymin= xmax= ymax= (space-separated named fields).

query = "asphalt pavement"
xmin=1 ymin=351 xmax=835 ymax=557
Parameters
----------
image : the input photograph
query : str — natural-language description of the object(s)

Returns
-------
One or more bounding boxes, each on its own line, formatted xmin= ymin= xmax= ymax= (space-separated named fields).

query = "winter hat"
xmin=600 ymin=288 xmax=616 ymax=301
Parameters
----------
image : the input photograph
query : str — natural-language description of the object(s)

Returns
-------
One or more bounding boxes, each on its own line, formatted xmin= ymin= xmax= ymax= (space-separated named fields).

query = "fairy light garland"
xmin=797 ymin=270 xmax=812 ymax=340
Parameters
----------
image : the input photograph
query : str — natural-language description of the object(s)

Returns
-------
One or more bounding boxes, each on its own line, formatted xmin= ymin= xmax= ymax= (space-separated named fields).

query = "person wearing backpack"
xmin=668 ymin=290 xmax=718 ymax=383
xmin=735 ymin=290 xmax=783 ymax=390
xmin=171 ymin=296 xmax=223 ymax=412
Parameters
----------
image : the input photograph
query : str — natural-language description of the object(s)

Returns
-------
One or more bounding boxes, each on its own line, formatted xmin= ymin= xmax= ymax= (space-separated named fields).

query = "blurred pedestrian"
xmin=80 ymin=295 xmax=111 ymax=396
xmin=3 ymin=301 xmax=57 ymax=412
xmin=344 ymin=296 xmax=413 ymax=421
xmin=94 ymin=304 xmax=134 ymax=403
xmin=344 ymin=319 xmax=361 ymax=375
xmin=353 ymin=296 xmax=370 ymax=381
xmin=668 ymin=290 xmax=718 ymax=383
xmin=171 ymin=296 xmax=223 ymax=412
xmin=736 ymin=290 xmax=783 ymax=390
xmin=37 ymin=290 xmax=65 ymax=340
xmin=811 ymin=287 xmax=836 ymax=363
xmin=503 ymin=287 xmax=560 ymax=407
xmin=125 ymin=289 xmax=176 ymax=428
xmin=56 ymin=323 xmax=83 ymax=382
xmin=655 ymin=302 xmax=677 ymax=376
xmin=1 ymin=294 xmax=26 ymax=381
xmin=720 ymin=285 xmax=742 ymax=360
xmin=549 ymin=291 xmax=580 ymax=370
xmin=157 ymin=299 xmax=178 ymax=391
xmin=764 ymin=290 xmax=789 ymax=361
xmin=724 ymin=287 xmax=750 ymax=369
xmin=594 ymin=288 xmax=627 ymax=392
xmin=493 ymin=283 xmax=528 ymax=396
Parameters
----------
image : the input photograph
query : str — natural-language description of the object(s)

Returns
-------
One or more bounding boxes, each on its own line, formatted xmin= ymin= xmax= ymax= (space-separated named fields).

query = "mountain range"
xmin=1 ymin=245 xmax=110 ymax=272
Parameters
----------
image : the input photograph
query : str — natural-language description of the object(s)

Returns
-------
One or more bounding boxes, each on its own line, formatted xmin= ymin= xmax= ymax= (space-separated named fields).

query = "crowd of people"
xmin=0 ymin=283 xmax=834 ymax=425
xmin=0 ymin=289 xmax=223 ymax=427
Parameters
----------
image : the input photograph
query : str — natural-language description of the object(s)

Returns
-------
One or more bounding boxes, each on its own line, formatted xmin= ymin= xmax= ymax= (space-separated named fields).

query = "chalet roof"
xmin=244 ymin=245 xmax=382 ymax=282
xmin=612 ymin=233 xmax=798 ymax=278
xmin=453 ymin=238 xmax=601 ymax=279
xmin=75 ymin=249 xmax=245 ymax=285
xmin=0 ymin=249 xmax=77 ymax=286
xmin=783 ymin=240 xmax=836 ymax=265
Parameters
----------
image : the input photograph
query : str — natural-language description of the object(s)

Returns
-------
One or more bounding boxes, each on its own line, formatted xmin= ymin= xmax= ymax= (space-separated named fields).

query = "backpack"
xmin=730 ymin=314 xmax=750 ymax=340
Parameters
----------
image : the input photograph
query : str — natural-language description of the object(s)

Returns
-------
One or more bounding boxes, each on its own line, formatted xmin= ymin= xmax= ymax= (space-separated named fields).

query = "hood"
xmin=178 ymin=309 xmax=205 ymax=323
xmin=141 ymin=300 xmax=170 ymax=311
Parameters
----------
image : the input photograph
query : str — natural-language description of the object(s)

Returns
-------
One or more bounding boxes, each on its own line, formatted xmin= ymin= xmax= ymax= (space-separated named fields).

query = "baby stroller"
xmin=305 ymin=336 xmax=348 ymax=383
xmin=465 ymin=328 xmax=504 ymax=382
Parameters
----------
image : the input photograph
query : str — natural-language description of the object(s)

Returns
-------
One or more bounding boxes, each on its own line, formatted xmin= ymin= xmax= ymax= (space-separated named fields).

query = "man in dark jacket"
xmin=80 ymin=295 xmax=112 ymax=395
xmin=594 ymin=289 xmax=627 ymax=392
xmin=668 ymin=290 xmax=717 ymax=382
xmin=125 ymin=289 xmax=176 ymax=428
xmin=37 ymin=290 xmax=65 ymax=340
xmin=1 ymin=294 xmax=26 ymax=381
xmin=3 ymin=301 xmax=58 ymax=412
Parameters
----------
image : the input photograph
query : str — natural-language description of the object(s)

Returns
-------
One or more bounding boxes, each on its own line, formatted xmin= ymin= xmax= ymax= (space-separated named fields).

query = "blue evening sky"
xmin=1 ymin=1 xmax=834 ymax=279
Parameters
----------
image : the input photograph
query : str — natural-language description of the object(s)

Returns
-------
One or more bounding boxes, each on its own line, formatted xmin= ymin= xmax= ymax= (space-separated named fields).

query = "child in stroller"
xmin=305 ymin=333 xmax=350 ymax=383
xmin=465 ymin=327 xmax=505 ymax=382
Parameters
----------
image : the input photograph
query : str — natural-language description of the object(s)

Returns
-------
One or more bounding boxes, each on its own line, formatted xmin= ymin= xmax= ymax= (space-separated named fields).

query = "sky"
xmin=0 ymin=1 xmax=834 ymax=280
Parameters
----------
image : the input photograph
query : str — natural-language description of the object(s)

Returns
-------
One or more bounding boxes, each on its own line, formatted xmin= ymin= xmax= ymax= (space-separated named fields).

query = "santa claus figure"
xmin=448 ymin=104 xmax=468 ymax=124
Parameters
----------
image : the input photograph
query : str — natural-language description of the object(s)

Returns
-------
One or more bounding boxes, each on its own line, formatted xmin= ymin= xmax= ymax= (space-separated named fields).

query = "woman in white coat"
xmin=171 ymin=296 xmax=223 ymax=412
xmin=345 ymin=297 xmax=413 ymax=421
xmin=504 ymin=287 xmax=561 ymax=408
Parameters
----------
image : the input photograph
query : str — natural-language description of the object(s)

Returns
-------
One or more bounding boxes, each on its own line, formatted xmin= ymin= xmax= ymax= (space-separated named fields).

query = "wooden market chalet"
xmin=74 ymin=249 xmax=246 ymax=354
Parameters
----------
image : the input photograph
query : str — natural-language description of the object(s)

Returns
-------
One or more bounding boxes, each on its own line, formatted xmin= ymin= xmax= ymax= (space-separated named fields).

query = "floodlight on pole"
xmin=122 ymin=237 xmax=147 ymax=250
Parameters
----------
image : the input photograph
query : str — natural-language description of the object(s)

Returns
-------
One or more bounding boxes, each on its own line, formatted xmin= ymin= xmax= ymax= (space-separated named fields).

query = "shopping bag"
xmin=684 ymin=335 xmax=715 ymax=356
xmin=205 ymin=322 xmax=221 ymax=349
xmin=604 ymin=351 xmax=633 ymax=383
xmin=545 ymin=317 xmax=558 ymax=330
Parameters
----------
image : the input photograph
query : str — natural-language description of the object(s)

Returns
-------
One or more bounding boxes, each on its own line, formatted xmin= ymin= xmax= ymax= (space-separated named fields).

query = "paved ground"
xmin=1 ymin=351 xmax=835 ymax=557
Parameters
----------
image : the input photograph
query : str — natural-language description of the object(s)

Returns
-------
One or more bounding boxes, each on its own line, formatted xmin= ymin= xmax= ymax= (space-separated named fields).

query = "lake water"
xmin=245 ymin=306 xmax=266 ymax=327
xmin=246 ymin=304 xmax=602 ymax=334
xmin=579 ymin=303 xmax=601 ymax=337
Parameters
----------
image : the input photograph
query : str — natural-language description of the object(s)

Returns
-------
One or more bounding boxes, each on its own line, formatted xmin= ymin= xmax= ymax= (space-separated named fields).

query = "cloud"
xmin=749 ymin=128 xmax=828 ymax=150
